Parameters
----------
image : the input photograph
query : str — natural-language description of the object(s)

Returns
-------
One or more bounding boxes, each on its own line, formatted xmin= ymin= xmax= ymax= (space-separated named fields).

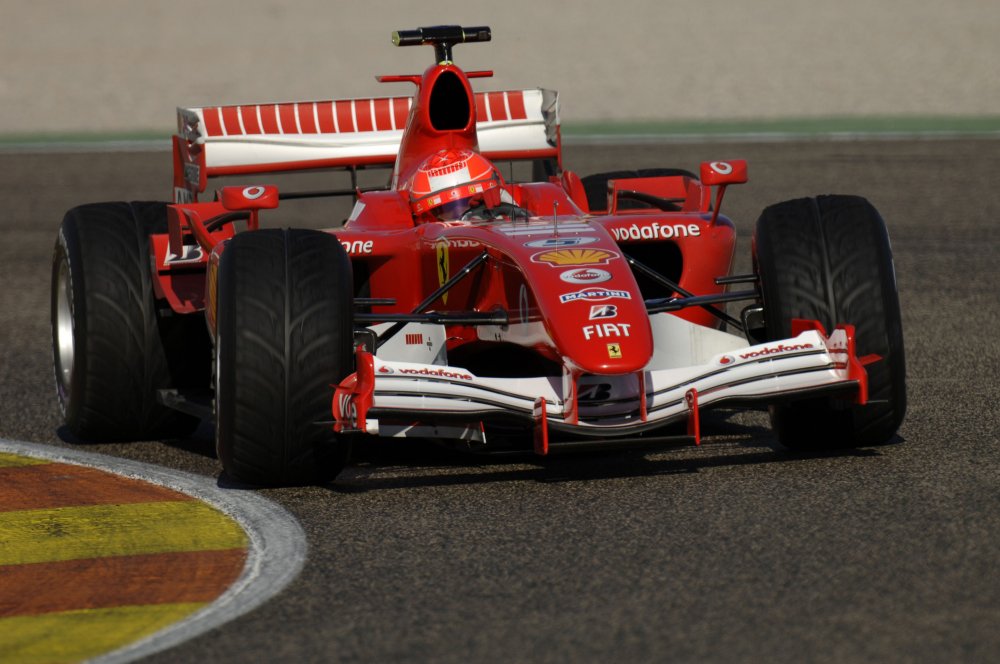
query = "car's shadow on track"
xmin=56 ymin=421 xmax=220 ymax=460
xmin=59 ymin=414 xmax=901 ymax=493
xmin=312 ymin=412 xmax=902 ymax=494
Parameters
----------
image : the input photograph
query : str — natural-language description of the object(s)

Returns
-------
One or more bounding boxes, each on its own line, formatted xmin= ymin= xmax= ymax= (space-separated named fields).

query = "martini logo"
xmin=559 ymin=288 xmax=632 ymax=304
xmin=560 ymin=268 xmax=611 ymax=284
xmin=532 ymin=248 xmax=618 ymax=266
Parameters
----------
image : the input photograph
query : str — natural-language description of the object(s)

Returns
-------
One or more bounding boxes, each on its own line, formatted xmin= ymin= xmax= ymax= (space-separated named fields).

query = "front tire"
xmin=214 ymin=229 xmax=354 ymax=486
xmin=754 ymin=195 xmax=906 ymax=450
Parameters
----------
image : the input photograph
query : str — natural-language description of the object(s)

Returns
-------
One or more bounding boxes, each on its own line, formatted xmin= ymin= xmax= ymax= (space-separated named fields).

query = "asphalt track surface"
xmin=1 ymin=138 xmax=999 ymax=662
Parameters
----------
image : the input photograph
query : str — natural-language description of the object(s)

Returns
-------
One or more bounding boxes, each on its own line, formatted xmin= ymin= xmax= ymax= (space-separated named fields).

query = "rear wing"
xmin=173 ymin=89 xmax=560 ymax=202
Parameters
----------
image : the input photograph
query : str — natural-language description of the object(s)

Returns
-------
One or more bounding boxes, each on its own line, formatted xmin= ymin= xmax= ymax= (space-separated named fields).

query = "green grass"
xmin=0 ymin=130 xmax=171 ymax=145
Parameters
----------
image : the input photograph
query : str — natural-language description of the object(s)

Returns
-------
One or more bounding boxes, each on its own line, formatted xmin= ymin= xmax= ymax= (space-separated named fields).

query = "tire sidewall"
xmin=52 ymin=213 xmax=87 ymax=425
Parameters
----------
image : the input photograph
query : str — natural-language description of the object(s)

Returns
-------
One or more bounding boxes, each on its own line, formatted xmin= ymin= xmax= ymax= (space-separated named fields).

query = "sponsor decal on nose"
xmin=532 ymin=248 xmax=619 ymax=266
xmin=559 ymin=268 xmax=611 ymax=284
xmin=588 ymin=304 xmax=618 ymax=319
xmin=559 ymin=288 xmax=632 ymax=303
xmin=523 ymin=236 xmax=598 ymax=248
xmin=583 ymin=323 xmax=632 ymax=340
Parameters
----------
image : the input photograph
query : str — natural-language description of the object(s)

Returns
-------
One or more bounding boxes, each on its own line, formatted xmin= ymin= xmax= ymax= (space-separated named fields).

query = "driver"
xmin=407 ymin=148 xmax=527 ymax=221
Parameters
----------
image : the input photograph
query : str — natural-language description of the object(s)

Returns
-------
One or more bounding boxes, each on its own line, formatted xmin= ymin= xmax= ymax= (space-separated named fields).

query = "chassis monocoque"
xmin=51 ymin=26 xmax=906 ymax=486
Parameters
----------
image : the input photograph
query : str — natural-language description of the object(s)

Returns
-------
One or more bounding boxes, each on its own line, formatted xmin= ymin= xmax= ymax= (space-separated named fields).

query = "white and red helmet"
xmin=407 ymin=148 xmax=504 ymax=219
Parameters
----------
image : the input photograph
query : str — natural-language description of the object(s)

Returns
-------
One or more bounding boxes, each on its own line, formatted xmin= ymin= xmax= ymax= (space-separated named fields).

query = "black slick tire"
xmin=214 ymin=228 xmax=354 ymax=486
xmin=51 ymin=202 xmax=203 ymax=441
xmin=754 ymin=195 xmax=906 ymax=450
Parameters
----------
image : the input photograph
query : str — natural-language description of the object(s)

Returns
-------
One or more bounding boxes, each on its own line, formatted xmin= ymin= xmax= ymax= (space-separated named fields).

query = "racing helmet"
xmin=408 ymin=148 xmax=505 ymax=220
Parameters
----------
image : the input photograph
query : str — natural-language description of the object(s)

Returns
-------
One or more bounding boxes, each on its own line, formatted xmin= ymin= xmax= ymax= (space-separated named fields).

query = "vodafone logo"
xmin=719 ymin=355 xmax=735 ymax=365
xmin=560 ymin=268 xmax=611 ymax=284
xmin=738 ymin=343 xmax=814 ymax=360
xmin=335 ymin=393 xmax=356 ymax=426
xmin=610 ymin=223 xmax=701 ymax=242
xmin=242 ymin=186 xmax=266 ymax=199
xmin=398 ymin=367 xmax=473 ymax=381
xmin=709 ymin=161 xmax=733 ymax=175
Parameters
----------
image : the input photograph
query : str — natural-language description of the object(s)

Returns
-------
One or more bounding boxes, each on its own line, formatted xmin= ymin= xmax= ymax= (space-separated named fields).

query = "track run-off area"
xmin=0 ymin=137 xmax=998 ymax=662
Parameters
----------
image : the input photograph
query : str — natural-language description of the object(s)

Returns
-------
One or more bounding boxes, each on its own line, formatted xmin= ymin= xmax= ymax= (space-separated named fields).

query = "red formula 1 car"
xmin=51 ymin=26 xmax=905 ymax=486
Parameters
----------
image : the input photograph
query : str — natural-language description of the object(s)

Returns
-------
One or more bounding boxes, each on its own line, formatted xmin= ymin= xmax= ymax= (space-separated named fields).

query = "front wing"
xmin=332 ymin=321 xmax=872 ymax=453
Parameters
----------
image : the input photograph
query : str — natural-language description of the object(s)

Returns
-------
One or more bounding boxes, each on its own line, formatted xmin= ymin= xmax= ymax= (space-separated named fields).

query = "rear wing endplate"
xmin=173 ymin=89 xmax=559 ymax=202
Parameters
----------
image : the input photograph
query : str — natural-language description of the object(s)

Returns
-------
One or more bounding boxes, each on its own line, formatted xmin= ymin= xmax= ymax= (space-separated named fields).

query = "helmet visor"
xmin=432 ymin=195 xmax=479 ymax=221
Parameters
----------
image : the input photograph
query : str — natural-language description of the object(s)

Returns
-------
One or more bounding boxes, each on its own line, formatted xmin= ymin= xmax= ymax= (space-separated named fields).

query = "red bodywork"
xmin=152 ymin=36 xmax=864 ymax=450
xmin=159 ymin=57 xmax=740 ymax=364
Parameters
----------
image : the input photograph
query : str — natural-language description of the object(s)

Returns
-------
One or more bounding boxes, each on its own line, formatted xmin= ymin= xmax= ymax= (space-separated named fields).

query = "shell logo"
xmin=531 ymin=248 xmax=619 ymax=266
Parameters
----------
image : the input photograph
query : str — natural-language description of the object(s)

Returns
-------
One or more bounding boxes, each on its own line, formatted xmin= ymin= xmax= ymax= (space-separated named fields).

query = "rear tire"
xmin=51 ymin=202 xmax=203 ymax=441
xmin=754 ymin=195 xmax=906 ymax=450
xmin=214 ymin=229 xmax=354 ymax=486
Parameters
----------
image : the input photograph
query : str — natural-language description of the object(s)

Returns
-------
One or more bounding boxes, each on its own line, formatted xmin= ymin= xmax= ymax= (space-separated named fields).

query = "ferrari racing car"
xmin=51 ymin=26 xmax=906 ymax=486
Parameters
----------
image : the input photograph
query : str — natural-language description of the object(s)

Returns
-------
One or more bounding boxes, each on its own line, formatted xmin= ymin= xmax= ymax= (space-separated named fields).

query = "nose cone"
xmin=522 ymin=243 xmax=653 ymax=374
xmin=549 ymin=284 xmax=653 ymax=374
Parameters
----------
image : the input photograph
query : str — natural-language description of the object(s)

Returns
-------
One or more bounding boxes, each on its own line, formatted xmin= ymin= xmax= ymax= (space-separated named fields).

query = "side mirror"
xmin=219 ymin=185 xmax=280 ymax=211
xmin=699 ymin=160 xmax=748 ymax=186
xmin=699 ymin=160 xmax=748 ymax=226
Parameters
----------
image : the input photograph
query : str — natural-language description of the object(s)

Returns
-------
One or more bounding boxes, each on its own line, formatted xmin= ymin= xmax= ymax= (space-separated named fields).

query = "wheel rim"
xmin=54 ymin=256 xmax=75 ymax=398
